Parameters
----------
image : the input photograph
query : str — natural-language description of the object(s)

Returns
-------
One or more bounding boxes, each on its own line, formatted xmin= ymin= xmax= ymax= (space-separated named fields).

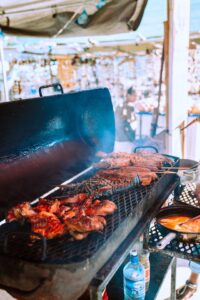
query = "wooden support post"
xmin=164 ymin=19 xmax=169 ymax=131
xmin=0 ymin=32 xmax=9 ymax=102
xmin=166 ymin=0 xmax=190 ymax=157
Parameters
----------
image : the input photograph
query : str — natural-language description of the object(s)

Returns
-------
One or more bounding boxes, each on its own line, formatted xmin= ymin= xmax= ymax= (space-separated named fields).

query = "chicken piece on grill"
xmin=85 ymin=199 xmax=117 ymax=216
xmin=29 ymin=211 xmax=65 ymax=239
xmin=34 ymin=198 xmax=61 ymax=214
xmin=7 ymin=202 xmax=36 ymax=222
xmin=65 ymin=215 xmax=106 ymax=234
xmin=60 ymin=193 xmax=88 ymax=205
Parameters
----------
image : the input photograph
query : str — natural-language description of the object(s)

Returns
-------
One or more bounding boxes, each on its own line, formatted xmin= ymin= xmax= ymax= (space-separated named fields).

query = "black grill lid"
xmin=0 ymin=87 xmax=115 ymax=217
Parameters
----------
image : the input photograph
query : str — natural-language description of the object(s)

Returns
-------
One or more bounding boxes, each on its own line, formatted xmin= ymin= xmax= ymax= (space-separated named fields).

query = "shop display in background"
xmin=3 ymin=44 xmax=200 ymax=115
xmin=56 ymin=55 xmax=75 ymax=89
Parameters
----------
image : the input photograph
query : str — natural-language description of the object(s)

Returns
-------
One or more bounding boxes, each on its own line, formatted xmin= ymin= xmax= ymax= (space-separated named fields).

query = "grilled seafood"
xmin=159 ymin=214 xmax=200 ymax=233
xmin=178 ymin=215 xmax=200 ymax=232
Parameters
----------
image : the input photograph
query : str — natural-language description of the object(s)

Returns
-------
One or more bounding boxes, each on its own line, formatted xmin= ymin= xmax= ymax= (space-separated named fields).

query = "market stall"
xmin=0 ymin=0 xmax=200 ymax=300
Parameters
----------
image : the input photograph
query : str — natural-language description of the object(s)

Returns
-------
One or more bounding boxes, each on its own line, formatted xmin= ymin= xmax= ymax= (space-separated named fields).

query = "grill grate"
xmin=0 ymin=185 xmax=152 ymax=264
xmin=175 ymin=183 xmax=199 ymax=208
xmin=148 ymin=224 xmax=200 ymax=261
xmin=0 ymin=155 xmax=179 ymax=264
xmin=148 ymin=183 xmax=200 ymax=262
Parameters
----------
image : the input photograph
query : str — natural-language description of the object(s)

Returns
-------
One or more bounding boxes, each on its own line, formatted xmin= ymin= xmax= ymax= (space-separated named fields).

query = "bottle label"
xmin=145 ymin=267 xmax=150 ymax=281
xmin=124 ymin=278 xmax=145 ymax=299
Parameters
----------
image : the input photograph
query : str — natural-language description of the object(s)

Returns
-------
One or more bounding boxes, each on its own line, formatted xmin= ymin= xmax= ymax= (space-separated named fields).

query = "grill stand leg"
xmin=89 ymin=285 xmax=98 ymax=300
xmin=171 ymin=257 xmax=177 ymax=300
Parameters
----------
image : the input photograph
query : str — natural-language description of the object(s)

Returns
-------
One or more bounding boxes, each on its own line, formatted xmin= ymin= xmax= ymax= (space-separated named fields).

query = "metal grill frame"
xmin=0 ymin=155 xmax=180 ymax=265
xmin=147 ymin=183 xmax=200 ymax=262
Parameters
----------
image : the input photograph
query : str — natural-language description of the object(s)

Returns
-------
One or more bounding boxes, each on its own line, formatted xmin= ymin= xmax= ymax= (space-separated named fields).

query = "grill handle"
xmin=39 ymin=83 xmax=64 ymax=97
xmin=134 ymin=146 xmax=159 ymax=153
xmin=156 ymin=232 xmax=176 ymax=250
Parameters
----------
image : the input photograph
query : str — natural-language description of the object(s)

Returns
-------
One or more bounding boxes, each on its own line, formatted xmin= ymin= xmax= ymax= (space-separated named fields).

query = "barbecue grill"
xmin=0 ymin=85 xmax=180 ymax=300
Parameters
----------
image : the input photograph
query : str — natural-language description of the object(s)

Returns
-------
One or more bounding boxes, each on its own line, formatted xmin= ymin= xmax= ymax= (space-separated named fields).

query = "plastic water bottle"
xmin=123 ymin=250 xmax=145 ymax=300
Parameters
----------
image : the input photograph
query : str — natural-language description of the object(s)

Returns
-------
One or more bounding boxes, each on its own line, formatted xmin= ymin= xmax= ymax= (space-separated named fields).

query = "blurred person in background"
xmin=174 ymin=261 xmax=199 ymax=300
xmin=114 ymin=87 xmax=137 ymax=153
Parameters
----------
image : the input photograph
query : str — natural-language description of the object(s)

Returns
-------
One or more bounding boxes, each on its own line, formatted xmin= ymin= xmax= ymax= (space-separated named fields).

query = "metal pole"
xmin=0 ymin=31 xmax=9 ymax=102
xmin=167 ymin=0 xmax=190 ymax=157
xmin=171 ymin=257 xmax=177 ymax=300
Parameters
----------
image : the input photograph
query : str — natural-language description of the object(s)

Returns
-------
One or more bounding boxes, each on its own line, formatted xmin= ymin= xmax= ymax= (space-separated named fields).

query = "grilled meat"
xmin=65 ymin=215 xmax=106 ymax=233
xmin=6 ymin=194 xmax=117 ymax=240
xmin=96 ymin=150 xmax=173 ymax=164
xmin=7 ymin=202 xmax=36 ymax=222
xmin=5 ymin=151 xmax=172 ymax=240
xmin=84 ymin=200 xmax=117 ymax=216
xmin=93 ymin=158 xmax=131 ymax=169
xmin=60 ymin=193 xmax=88 ymax=204
xmin=35 ymin=198 xmax=61 ymax=214
xmin=94 ymin=167 xmax=157 ymax=187
xmin=29 ymin=211 xmax=65 ymax=239
xmin=93 ymin=151 xmax=172 ymax=171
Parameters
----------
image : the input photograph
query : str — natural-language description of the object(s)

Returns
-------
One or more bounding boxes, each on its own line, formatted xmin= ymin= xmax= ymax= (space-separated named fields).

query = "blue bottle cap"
xmin=130 ymin=249 xmax=137 ymax=256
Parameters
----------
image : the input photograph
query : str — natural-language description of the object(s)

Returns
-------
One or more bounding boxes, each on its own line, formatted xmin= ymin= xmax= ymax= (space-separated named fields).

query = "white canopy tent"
xmin=0 ymin=0 xmax=147 ymax=37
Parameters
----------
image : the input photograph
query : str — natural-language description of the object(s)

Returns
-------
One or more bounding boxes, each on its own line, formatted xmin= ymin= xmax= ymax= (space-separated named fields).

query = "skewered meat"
xmin=93 ymin=158 xmax=131 ymax=169
xmin=96 ymin=150 xmax=173 ymax=164
xmin=97 ymin=167 xmax=157 ymax=180
xmin=94 ymin=167 xmax=157 ymax=187
xmin=29 ymin=211 xmax=65 ymax=239
xmin=93 ymin=151 xmax=172 ymax=170
xmin=7 ymin=202 xmax=36 ymax=222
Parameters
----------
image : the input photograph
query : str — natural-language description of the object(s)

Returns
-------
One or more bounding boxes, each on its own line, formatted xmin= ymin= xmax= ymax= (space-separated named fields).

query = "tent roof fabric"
xmin=0 ymin=0 xmax=148 ymax=37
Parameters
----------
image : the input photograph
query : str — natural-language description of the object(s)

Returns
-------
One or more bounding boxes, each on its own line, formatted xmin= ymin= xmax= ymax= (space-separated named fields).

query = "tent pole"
xmin=166 ymin=0 xmax=190 ymax=157
xmin=0 ymin=31 xmax=9 ymax=102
